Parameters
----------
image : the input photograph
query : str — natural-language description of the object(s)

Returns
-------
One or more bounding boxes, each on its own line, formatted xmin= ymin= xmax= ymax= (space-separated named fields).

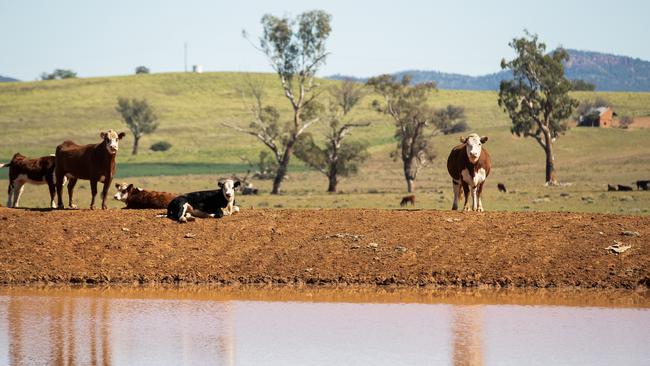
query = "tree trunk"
xmin=543 ymin=131 xmax=557 ymax=185
xmin=403 ymin=158 xmax=416 ymax=193
xmin=132 ymin=136 xmax=140 ymax=155
xmin=271 ymin=146 xmax=293 ymax=195
xmin=327 ymin=163 xmax=338 ymax=193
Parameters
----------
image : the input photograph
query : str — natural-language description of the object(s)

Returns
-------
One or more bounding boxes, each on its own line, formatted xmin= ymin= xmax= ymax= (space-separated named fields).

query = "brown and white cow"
xmin=447 ymin=133 xmax=492 ymax=212
xmin=1 ymin=153 xmax=57 ymax=208
xmin=113 ymin=183 xmax=177 ymax=209
xmin=55 ymin=130 xmax=126 ymax=209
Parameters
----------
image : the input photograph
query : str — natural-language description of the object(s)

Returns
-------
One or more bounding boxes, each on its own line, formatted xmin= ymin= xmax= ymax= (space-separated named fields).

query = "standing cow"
xmin=55 ymin=130 xmax=126 ymax=209
xmin=1 ymin=153 xmax=56 ymax=208
xmin=447 ymin=133 xmax=492 ymax=211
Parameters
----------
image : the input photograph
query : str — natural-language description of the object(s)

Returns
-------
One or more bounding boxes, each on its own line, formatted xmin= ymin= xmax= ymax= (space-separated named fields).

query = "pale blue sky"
xmin=1 ymin=0 xmax=649 ymax=80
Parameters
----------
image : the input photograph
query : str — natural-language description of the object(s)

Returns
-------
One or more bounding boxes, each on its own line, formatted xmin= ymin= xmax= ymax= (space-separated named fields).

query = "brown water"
xmin=1 ymin=287 xmax=649 ymax=366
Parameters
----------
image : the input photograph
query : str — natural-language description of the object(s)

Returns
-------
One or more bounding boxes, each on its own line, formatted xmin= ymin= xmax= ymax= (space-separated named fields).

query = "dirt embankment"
xmin=0 ymin=208 xmax=648 ymax=289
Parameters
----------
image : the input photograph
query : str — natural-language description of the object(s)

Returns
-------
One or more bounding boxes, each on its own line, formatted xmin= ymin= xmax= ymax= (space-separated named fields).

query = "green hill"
xmin=1 ymin=72 xmax=650 ymax=214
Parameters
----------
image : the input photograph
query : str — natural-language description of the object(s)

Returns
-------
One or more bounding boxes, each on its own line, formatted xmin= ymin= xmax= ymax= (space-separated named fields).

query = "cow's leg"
xmin=46 ymin=176 xmax=56 ymax=209
xmin=471 ymin=185 xmax=479 ymax=211
xmin=67 ymin=178 xmax=78 ymax=209
xmin=89 ymin=180 xmax=98 ymax=210
xmin=100 ymin=181 xmax=110 ymax=210
xmin=6 ymin=181 xmax=13 ymax=207
xmin=13 ymin=182 xmax=25 ymax=208
xmin=477 ymin=182 xmax=485 ymax=212
xmin=452 ymin=179 xmax=460 ymax=210
xmin=462 ymin=182 xmax=470 ymax=211
xmin=55 ymin=170 xmax=65 ymax=209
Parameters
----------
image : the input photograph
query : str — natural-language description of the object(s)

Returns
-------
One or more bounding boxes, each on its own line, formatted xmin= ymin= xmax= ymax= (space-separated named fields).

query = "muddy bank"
xmin=0 ymin=207 xmax=648 ymax=289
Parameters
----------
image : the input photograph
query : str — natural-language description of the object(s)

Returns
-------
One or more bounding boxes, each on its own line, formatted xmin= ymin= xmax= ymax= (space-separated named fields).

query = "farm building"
xmin=578 ymin=106 xmax=617 ymax=127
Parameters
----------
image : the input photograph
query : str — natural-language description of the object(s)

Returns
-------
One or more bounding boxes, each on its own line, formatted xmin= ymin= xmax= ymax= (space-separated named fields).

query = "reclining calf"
xmin=167 ymin=179 xmax=240 ymax=222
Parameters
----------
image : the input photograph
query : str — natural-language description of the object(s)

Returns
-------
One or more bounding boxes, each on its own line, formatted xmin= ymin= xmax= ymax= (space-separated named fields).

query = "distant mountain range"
xmin=0 ymin=75 xmax=19 ymax=82
xmin=329 ymin=49 xmax=650 ymax=92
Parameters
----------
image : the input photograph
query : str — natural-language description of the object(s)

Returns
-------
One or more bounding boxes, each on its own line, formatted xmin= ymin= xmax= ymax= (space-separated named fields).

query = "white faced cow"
xmin=446 ymin=133 xmax=491 ymax=212
xmin=166 ymin=179 xmax=241 ymax=223
xmin=55 ymin=130 xmax=126 ymax=210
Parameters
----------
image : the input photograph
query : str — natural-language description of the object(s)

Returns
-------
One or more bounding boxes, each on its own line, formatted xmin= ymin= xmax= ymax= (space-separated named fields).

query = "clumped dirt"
xmin=0 ymin=207 xmax=648 ymax=289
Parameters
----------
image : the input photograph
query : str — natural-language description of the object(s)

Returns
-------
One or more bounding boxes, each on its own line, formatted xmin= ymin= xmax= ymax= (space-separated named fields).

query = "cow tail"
xmin=0 ymin=162 xmax=10 ymax=168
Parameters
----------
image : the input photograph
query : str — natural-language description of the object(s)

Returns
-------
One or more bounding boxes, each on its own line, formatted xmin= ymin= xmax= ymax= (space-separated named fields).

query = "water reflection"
xmin=1 ymin=287 xmax=649 ymax=366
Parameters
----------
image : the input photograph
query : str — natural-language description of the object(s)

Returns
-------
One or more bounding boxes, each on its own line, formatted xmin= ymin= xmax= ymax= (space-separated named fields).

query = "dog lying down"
xmin=166 ymin=179 xmax=241 ymax=222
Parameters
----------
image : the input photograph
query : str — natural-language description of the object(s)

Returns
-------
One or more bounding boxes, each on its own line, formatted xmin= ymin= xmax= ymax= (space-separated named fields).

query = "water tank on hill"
xmin=192 ymin=65 xmax=203 ymax=73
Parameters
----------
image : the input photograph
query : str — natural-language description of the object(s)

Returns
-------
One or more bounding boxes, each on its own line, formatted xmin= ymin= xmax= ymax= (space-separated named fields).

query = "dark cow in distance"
xmin=447 ymin=133 xmax=492 ymax=211
xmin=55 ymin=130 xmax=126 ymax=209
xmin=497 ymin=183 xmax=507 ymax=193
xmin=636 ymin=180 xmax=650 ymax=191
xmin=113 ymin=183 xmax=177 ymax=209
xmin=167 ymin=179 xmax=240 ymax=222
xmin=617 ymin=184 xmax=633 ymax=192
xmin=400 ymin=195 xmax=415 ymax=207
xmin=1 ymin=153 xmax=56 ymax=208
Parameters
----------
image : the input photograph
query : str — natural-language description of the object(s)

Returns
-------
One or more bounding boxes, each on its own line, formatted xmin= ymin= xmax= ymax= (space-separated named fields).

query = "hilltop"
xmin=330 ymin=49 xmax=650 ymax=92
xmin=0 ymin=75 xmax=19 ymax=82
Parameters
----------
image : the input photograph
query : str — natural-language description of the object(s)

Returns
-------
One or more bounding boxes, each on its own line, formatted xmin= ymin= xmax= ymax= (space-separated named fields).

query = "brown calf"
xmin=447 ymin=133 xmax=492 ymax=211
xmin=55 ymin=130 xmax=126 ymax=209
xmin=113 ymin=183 xmax=177 ymax=209
xmin=1 ymin=153 xmax=56 ymax=208
xmin=400 ymin=195 xmax=415 ymax=207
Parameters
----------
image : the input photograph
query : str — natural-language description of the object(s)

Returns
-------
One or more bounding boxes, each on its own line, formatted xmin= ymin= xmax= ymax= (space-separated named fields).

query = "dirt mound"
xmin=0 ymin=207 xmax=648 ymax=289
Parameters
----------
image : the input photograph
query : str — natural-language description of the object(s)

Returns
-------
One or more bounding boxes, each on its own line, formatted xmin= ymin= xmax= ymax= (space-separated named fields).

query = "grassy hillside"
xmin=1 ymin=72 xmax=649 ymax=214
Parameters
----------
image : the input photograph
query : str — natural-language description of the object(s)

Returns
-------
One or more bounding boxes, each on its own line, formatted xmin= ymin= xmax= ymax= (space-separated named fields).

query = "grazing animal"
xmin=447 ymin=133 xmax=492 ymax=211
xmin=617 ymin=184 xmax=633 ymax=192
xmin=167 ymin=179 xmax=241 ymax=222
xmin=1 ymin=153 xmax=57 ymax=208
xmin=241 ymin=183 xmax=259 ymax=195
xmin=636 ymin=180 xmax=650 ymax=191
xmin=607 ymin=184 xmax=618 ymax=191
xmin=113 ymin=183 xmax=177 ymax=209
xmin=400 ymin=195 xmax=415 ymax=207
xmin=55 ymin=130 xmax=126 ymax=209
xmin=497 ymin=183 xmax=507 ymax=193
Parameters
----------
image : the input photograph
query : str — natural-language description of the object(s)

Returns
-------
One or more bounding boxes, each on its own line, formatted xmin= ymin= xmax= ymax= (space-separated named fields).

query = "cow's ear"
xmin=115 ymin=183 xmax=121 ymax=189
xmin=234 ymin=181 xmax=241 ymax=188
xmin=218 ymin=181 xmax=224 ymax=188
xmin=127 ymin=184 xmax=134 ymax=191
xmin=480 ymin=136 xmax=488 ymax=144
xmin=118 ymin=132 xmax=126 ymax=140
xmin=100 ymin=131 xmax=108 ymax=139
xmin=459 ymin=136 xmax=467 ymax=143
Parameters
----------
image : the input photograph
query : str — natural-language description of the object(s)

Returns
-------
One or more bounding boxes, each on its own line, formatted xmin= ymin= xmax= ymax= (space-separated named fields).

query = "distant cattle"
xmin=636 ymin=180 xmax=650 ymax=191
xmin=55 ymin=130 xmax=126 ymax=209
xmin=400 ymin=195 xmax=415 ymax=207
xmin=113 ymin=183 xmax=177 ymax=209
xmin=167 ymin=179 xmax=240 ymax=222
xmin=607 ymin=184 xmax=618 ymax=191
xmin=447 ymin=134 xmax=492 ymax=211
xmin=1 ymin=153 xmax=56 ymax=208
xmin=617 ymin=184 xmax=633 ymax=192
xmin=497 ymin=183 xmax=507 ymax=193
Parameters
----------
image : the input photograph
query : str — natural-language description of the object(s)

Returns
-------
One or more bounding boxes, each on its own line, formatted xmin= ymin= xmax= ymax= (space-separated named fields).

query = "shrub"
xmin=135 ymin=66 xmax=150 ymax=74
xmin=150 ymin=141 xmax=172 ymax=152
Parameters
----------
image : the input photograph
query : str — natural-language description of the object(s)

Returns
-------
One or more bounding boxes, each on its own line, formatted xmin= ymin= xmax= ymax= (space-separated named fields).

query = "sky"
xmin=1 ymin=0 xmax=649 ymax=81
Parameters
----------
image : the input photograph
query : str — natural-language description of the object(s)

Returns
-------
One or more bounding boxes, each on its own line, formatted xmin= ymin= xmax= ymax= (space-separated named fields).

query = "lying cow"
xmin=55 ymin=130 xmax=126 ymax=209
xmin=636 ymin=180 xmax=650 ymax=191
xmin=113 ymin=183 xmax=177 ymax=209
xmin=167 ymin=179 xmax=240 ymax=222
xmin=617 ymin=184 xmax=633 ymax=192
xmin=1 ymin=153 xmax=56 ymax=208
xmin=447 ymin=133 xmax=492 ymax=211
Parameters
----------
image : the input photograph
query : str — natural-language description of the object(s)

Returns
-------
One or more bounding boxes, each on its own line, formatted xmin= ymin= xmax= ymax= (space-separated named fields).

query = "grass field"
xmin=1 ymin=72 xmax=649 ymax=213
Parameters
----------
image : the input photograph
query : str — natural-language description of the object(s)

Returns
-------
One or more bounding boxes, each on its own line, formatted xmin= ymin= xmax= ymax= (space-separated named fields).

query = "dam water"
xmin=1 ymin=286 xmax=649 ymax=365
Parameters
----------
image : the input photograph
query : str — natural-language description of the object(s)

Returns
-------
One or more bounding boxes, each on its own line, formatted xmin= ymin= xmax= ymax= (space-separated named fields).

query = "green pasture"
xmin=1 ymin=72 xmax=649 ymax=214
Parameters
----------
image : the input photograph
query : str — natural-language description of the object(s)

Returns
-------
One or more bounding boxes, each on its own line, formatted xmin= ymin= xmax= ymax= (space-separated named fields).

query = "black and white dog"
xmin=167 ymin=179 xmax=240 ymax=222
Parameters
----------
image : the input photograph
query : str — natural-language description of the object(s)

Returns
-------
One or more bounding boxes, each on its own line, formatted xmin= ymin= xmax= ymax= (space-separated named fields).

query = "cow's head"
xmin=113 ymin=182 xmax=140 ymax=201
xmin=218 ymin=179 xmax=241 ymax=201
xmin=460 ymin=133 xmax=488 ymax=163
xmin=101 ymin=130 xmax=126 ymax=154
